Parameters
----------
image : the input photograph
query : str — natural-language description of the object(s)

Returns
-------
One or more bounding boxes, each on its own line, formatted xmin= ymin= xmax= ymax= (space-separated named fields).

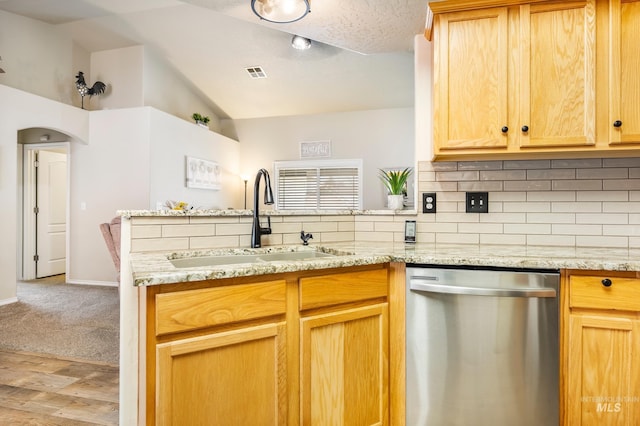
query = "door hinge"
xmin=34 ymin=206 xmax=39 ymax=214
xmin=33 ymin=254 xmax=39 ymax=262
xmin=34 ymin=160 xmax=39 ymax=168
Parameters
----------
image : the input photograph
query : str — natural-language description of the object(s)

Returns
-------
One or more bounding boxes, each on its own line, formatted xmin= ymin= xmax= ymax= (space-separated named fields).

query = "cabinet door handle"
xmin=601 ymin=278 xmax=612 ymax=287
xmin=521 ymin=125 xmax=529 ymax=132
xmin=501 ymin=126 xmax=509 ymax=133
xmin=613 ymin=120 xmax=622 ymax=128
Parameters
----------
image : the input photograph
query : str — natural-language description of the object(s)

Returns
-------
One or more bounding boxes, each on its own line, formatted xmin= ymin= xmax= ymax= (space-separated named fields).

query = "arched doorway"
xmin=18 ymin=128 xmax=71 ymax=280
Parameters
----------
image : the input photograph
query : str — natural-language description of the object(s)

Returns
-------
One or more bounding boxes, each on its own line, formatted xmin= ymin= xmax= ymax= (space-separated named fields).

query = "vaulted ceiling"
xmin=0 ymin=0 xmax=428 ymax=119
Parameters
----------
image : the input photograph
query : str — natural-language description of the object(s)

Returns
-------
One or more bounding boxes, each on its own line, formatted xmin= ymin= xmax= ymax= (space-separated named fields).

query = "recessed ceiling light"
xmin=291 ymin=35 xmax=311 ymax=50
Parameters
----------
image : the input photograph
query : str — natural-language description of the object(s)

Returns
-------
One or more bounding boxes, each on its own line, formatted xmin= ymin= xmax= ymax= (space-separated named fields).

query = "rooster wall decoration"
xmin=75 ymin=71 xmax=106 ymax=109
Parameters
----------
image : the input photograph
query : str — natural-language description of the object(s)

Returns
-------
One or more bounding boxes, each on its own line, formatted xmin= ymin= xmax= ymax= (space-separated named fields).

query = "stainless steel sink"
xmin=169 ymin=249 xmax=336 ymax=268
xmin=170 ymin=254 xmax=262 ymax=268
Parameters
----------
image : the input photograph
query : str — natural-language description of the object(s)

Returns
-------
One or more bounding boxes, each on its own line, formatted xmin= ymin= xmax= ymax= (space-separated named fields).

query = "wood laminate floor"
xmin=0 ymin=350 xmax=118 ymax=425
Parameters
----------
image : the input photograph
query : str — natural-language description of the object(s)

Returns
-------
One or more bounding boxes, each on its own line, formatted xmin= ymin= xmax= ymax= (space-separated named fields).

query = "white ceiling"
xmin=0 ymin=0 xmax=428 ymax=119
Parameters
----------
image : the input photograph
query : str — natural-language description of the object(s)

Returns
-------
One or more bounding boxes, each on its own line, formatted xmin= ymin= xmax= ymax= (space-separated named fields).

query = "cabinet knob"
xmin=601 ymin=278 xmax=612 ymax=287
xmin=521 ymin=125 xmax=529 ymax=132
xmin=501 ymin=126 xmax=509 ymax=133
xmin=613 ymin=120 xmax=622 ymax=128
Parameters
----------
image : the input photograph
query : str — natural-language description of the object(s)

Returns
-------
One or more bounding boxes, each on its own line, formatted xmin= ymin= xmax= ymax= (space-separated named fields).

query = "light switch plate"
xmin=466 ymin=192 xmax=489 ymax=213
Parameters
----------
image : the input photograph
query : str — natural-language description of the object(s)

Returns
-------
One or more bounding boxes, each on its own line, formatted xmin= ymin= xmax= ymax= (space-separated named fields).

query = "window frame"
xmin=273 ymin=159 xmax=364 ymax=211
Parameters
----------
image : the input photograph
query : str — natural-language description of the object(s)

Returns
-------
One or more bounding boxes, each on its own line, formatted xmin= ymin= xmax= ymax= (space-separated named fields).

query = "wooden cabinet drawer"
xmin=299 ymin=268 xmax=388 ymax=311
xmin=570 ymin=275 xmax=640 ymax=311
xmin=155 ymin=280 xmax=286 ymax=336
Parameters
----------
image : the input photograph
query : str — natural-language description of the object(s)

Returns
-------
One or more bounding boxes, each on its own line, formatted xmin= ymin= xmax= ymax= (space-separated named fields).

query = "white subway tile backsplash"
xmin=481 ymin=170 xmax=527 ymax=181
xmin=458 ymin=181 xmax=504 ymax=192
xmin=163 ymin=224 xmax=216 ymax=237
xmin=504 ymin=180 xmax=551 ymax=191
xmin=504 ymin=160 xmax=550 ymax=170
xmin=190 ymin=235 xmax=241 ymax=249
xmin=436 ymin=233 xmax=479 ymax=244
xmin=603 ymin=179 xmax=640 ymax=190
xmin=576 ymin=168 xmax=628 ymax=179
xmin=576 ymin=235 xmax=628 ymax=248
xmin=603 ymin=202 xmax=640 ymax=213
xmin=503 ymin=202 xmax=550 ymax=213
xmin=526 ymin=213 xmax=576 ymax=224
xmin=552 ymin=180 xmax=602 ymax=191
xmin=603 ymin=224 xmax=640 ymax=236
xmin=458 ymin=223 xmax=503 ymax=234
xmin=526 ymin=234 xmax=575 ymax=246
xmin=480 ymin=234 xmax=526 ymax=245
xmin=576 ymin=213 xmax=628 ymax=225
xmin=415 ymin=157 xmax=640 ymax=247
xmin=436 ymin=171 xmax=479 ymax=181
xmin=126 ymin=157 xmax=640 ymax=251
xmin=577 ymin=191 xmax=628 ymax=202
xmin=552 ymin=159 xmax=602 ymax=168
xmin=552 ymin=224 xmax=602 ymax=236
xmin=527 ymin=191 xmax=576 ymax=202
xmin=504 ymin=223 xmax=551 ymax=235
xmin=458 ymin=161 xmax=504 ymax=171
xmin=552 ymin=202 xmax=602 ymax=213
xmin=527 ymin=169 xmax=575 ymax=180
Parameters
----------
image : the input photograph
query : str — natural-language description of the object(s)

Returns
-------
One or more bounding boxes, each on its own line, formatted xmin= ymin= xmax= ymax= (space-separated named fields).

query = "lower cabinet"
xmin=156 ymin=322 xmax=287 ymax=425
xmin=564 ymin=271 xmax=640 ymax=425
xmin=143 ymin=264 xmax=397 ymax=425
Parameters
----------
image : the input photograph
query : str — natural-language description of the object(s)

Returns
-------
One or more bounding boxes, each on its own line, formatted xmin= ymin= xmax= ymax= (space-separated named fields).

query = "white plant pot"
xmin=387 ymin=194 xmax=404 ymax=210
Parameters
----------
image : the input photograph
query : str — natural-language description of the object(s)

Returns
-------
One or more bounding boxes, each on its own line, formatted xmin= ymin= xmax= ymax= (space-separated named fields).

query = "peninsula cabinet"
xmin=563 ymin=270 xmax=640 ymax=426
xmin=426 ymin=0 xmax=640 ymax=160
xmin=141 ymin=264 xmax=399 ymax=426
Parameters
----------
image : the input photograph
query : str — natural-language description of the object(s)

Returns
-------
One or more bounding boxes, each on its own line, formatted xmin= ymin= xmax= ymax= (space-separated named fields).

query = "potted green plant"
xmin=379 ymin=167 xmax=412 ymax=210
xmin=192 ymin=113 xmax=210 ymax=128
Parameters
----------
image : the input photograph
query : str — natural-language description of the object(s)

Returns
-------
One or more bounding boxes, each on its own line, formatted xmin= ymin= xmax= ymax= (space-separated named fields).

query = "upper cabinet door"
xmin=609 ymin=0 xmax=640 ymax=145
xmin=433 ymin=7 xmax=509 ymax=152
xmin=519 ymin=1 xmax=597 ymax=148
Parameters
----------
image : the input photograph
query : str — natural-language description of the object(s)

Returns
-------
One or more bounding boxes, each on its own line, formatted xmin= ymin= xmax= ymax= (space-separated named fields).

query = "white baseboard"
xmin=66 ymin=279 xmax=119 ymax=288
xmin=0 ymin=297 xmax=19 ymax=306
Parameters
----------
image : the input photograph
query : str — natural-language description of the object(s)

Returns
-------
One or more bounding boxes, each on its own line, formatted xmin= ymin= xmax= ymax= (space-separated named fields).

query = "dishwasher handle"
xmin=409 ymin=278 xmax=556 ymax=298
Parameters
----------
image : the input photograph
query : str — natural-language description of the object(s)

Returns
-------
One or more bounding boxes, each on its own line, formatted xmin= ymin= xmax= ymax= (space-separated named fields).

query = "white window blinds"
xmin=274 ymin=160 xmax=363 ymax=210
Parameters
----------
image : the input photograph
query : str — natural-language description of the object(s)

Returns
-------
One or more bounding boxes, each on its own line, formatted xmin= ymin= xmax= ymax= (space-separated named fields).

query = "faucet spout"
xmin=251 ymin=168 xmax=275 ymax=248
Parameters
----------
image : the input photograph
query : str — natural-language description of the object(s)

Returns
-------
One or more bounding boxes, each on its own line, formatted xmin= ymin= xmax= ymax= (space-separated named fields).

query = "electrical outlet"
xmin=423 ymin=192 xmax=436 ymax=213
xmin=466 ymin=192 xmax=489 ymax=213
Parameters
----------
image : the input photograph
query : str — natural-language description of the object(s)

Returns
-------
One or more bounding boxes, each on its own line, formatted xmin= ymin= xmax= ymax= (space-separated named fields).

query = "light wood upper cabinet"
xmin=433 ymin=7 xmax=509 ymax=152
xmin=563 ymin=272 xmax=640 ymax=425
xmin=521 ymin=1 xmax=596 ymax=149
xmin=428 ymin=0 xmax=640 ymax=160
xmin=608 ymin=0 xmax=640 ymax=145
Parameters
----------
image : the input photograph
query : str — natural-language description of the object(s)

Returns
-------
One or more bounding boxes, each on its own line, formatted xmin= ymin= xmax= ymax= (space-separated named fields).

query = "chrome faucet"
xmin=251 ymin=168 xmax=274 ymax=248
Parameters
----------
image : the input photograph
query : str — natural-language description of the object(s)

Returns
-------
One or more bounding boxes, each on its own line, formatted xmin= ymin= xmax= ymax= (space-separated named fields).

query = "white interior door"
xmin=36 ymin=150 xmax=67 ymax=278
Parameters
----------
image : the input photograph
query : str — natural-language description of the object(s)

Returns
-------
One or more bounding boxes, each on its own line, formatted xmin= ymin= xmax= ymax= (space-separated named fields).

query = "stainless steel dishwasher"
xmin=406 ymin=265 xmax=560 ymax=426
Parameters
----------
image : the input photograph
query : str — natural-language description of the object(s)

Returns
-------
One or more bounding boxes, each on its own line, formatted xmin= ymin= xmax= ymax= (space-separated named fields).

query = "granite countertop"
xmin=118 ymin=208 xmax=418 ymax=218
xmin=129 ymin=242 xmax=640 ymax=286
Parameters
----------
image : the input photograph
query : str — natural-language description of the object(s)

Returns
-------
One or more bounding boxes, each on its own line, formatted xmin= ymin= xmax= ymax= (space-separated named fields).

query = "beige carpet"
xmin=0 ymin=275 xmax=119 ymax=365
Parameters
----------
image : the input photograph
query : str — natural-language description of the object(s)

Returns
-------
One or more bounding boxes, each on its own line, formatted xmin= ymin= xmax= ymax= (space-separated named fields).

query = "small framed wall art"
xmin=186 ymin=156 xmax=221 ymax=190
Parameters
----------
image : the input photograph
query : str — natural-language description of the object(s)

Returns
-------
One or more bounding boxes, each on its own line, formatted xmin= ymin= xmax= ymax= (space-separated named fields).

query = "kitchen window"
xmin=274 ymin=159 xmax=363 ymax=210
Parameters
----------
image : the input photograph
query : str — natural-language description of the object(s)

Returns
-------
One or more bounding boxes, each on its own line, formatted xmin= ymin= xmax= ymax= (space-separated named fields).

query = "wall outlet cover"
xmin=423 ymin=192 xmax=436 ymax=213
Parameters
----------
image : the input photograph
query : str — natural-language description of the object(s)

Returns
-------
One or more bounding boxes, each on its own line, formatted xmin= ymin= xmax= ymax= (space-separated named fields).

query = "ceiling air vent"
xmin=246 ymin=66 xmax=267 ymax=79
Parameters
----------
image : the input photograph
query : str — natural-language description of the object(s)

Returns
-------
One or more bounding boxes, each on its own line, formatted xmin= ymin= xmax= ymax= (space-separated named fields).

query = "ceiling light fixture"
xmin=251 ymin=0 xmax=311 ymax=24
xmin=291 ymin=35 xmax=311 ymax=50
